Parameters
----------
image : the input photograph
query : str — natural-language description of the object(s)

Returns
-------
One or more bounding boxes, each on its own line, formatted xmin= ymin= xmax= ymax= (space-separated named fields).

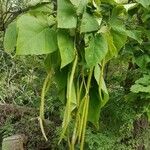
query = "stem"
xmin=71 ymin=79 xmax=84 ymax=149
xmin=80 ymin=96 xmax=89 ymax=150
xmin=78 ymin=68 xmax=93 ymax=144
xmin=78 ymin=97 xmax=87 ymax=143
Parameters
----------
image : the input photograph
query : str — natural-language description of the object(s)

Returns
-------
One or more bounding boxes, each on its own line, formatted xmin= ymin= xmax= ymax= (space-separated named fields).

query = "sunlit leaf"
xmin=136 ymin=0 xmax=150 ymax=8
xmin=80 ymin=11 xmax=100 ymax=33
xmin=16 ymin=13 xmax=57 ymax=55
xmin=115 ymin=0 xmax=128 ymax=4
xmin=57 ymin=0 xmax=77 ymax=28
xmin=123 ymin=3 xmax=138 ymax=11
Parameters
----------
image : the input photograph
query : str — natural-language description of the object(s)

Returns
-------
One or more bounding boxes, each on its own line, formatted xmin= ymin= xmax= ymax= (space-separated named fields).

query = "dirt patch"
xmin=0 ymin=102 xmax=61 ymax=150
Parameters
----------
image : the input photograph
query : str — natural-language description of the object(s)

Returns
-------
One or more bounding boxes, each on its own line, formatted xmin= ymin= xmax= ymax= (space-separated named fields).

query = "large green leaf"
xmin=57 ymin=0 xmax=77 ymax=28
xmin=80 ymin=11 xmax=100 ymax=33
xmin=16 ymin=13 xmax=57 ymax=55
xmin=85 ymin=34 xmax=108 ymax=67
xmin=136 ymin=0 xmax=150 ymax=8
xmin=57 ymin=29 xmax=75 ymax=68
xmin=4 ymin=21 xmax=17 ymax=53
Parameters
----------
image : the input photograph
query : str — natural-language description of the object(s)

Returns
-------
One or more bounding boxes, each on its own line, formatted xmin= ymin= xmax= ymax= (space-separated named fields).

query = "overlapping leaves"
xmin=3 ymin=0 xmax=137 ymax=149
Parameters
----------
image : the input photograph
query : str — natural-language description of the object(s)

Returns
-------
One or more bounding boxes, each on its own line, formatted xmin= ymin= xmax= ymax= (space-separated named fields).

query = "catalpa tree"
xmin=4 ymin=0 xmax=150 ymax=149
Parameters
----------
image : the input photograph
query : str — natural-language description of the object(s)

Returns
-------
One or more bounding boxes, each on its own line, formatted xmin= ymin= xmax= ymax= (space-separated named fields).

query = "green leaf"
xmin=57 ymin=29 xmax=75 ymax=68
xmin=4 ymin=21 xmax=17 ymax=53
xmin=76 ymin=0 xmax=88 ymax=15
xmin=109 ymin=6 xmax=127 ymax=51
xmin=111 ymin=5 xmax=126 ymax=20
xmin=80 ymin=11 xmax=100 ymax=33
xmin=136 ymin=0 xmax=150 ymax=8
xmin=16 ymin=13 xmax=57 ymax=55
xmin=44 ymin=51 xmax=60 ymax=71
xmin=114 ymin=0 xmax=128 ymax=4
xmin=131 ymin=84 xmax=150 ymax=94
xmin=123 ymin=3 xmax=138 ymax=11
xmin=27 ymin=0 xmax=50 ymax=7
xmin=85 ymin=33 xmax=108 ymax=67
xmin=110 ymin=27 xmax=127 ymax=50
xmin=57 ymin=0 xmax=77 ymax=28
xmin=131 ymin=75 xmax=150 ymax=93
xmin=131 ymin=84 xmax=150 ymax=93
xmin=126 ymin=30 xmax=142 ymax=44
xmin=70 ymin=0 xmax=81 ymax=7
xmin=101 ymin=0 xmax=116 ymax=5
xmin=94 ymin=65 xmax=109 ymax=107
xmin=103 ymin=32 xmax=117 ymax=62
xmin=54 ymin=68 xmax=68 ymax=103
xmin=135 ymin=54 xmax=150 ymax=69
xmin=29 ymin=3 xmax=54 ymax=15
xmin=88 ymin=87 xmax=101 ymax=128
